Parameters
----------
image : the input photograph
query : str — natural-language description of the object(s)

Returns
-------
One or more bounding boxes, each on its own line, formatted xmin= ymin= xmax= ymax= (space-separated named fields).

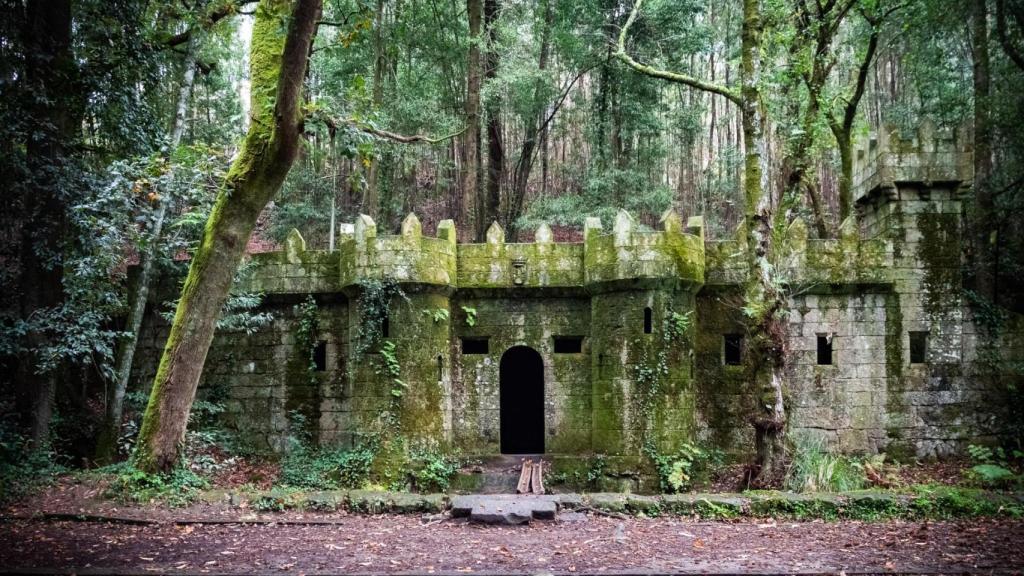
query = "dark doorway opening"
xmin=499 ymin=346 xmax=545 ymax=454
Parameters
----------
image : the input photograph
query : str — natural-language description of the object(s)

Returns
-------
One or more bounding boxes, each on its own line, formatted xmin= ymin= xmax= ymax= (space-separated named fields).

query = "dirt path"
xmin=1 ymin=515 xmax=1022 ymax=575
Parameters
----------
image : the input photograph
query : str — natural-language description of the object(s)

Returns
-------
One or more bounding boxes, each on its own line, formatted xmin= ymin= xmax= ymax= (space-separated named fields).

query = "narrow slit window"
xmin=461 ymin=337 xmax=489 ymax=354
xmin=313 ymin=340 xmax=327 ymax=371
xmin=723 ymin=334 xmax=743 ymax=366
xmin=643 ymin=307 xmax=653 ymax=334
xmin=598 ymin=353 xmax=604 ymax=378
xmin=437 ymin=355 xmax=444 ymax=381
xmin=554 ymin=336 xmax=584 ymax=354
xmin=816 ymin=334 xmax=833 ymax=365
xmin=381 ymin=316 xmax=390 ymax=338
xmin=909 ymin=331 xmax=929 ymax=364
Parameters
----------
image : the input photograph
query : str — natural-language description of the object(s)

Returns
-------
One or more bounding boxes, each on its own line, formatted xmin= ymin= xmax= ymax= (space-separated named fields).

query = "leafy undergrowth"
xmin=0 ymin=422 xmax=66 ymax=504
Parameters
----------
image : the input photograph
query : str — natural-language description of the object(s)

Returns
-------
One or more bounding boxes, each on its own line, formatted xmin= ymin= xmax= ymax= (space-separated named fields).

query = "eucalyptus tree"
xmin=775 ymin=0 xmax=894 ymax=235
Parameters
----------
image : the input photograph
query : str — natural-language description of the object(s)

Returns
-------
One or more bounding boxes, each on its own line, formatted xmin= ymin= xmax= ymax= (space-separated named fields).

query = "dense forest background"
xmin=1 ymin=0 xmax=1022 ymax=469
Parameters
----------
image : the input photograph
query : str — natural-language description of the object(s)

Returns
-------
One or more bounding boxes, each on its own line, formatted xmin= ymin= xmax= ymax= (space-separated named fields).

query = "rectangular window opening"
xmin=909 ymin=331 xmax=929 ymax=364
xmin=816 ymin=334 xmax=833 ymax=365
xmin=381 ymin=316 xmax=390 ymax=338
xmin=553 ymin=336 xmax=584 ymax=354
xmin=461 ymin=337 xmax=489 ymax=354
xmin=313 ymin=340 xmax=327 ymax=371
xmin=643 ymin=307 xmax=653 ymax=334
xmin=723 ymin=334 xmax=743 ymax=366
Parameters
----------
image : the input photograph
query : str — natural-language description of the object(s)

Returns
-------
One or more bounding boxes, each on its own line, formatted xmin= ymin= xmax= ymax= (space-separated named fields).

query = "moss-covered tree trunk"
xmin=615 ymin=0 xmax=787 ymax=485
xmin=133 ymin=0 xmax=322 ymax=473
xmin=618 ymin=0 xmax=786 ymax=483
xmin=739 ymin=0 xmax=786 ymax=485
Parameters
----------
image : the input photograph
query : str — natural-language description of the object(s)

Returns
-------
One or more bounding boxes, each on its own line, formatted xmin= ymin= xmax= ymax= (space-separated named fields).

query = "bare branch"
xmin=315 ymin=113 xmax=467 ymax=144
xmin=613 ymin=0 xmax=741 ymax=105
xmin=350 ymin=122 xmax=469 ymax=144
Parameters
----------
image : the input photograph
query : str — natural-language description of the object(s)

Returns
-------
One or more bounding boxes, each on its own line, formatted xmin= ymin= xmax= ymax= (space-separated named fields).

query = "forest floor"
xmin=3 ymin=474 xmax=1024 ymax=575
xmin=1 ymin=513 xmax=1023 ymax=574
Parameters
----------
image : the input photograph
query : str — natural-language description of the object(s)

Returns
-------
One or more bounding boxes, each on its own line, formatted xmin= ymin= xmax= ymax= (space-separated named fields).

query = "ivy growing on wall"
xmin=632 ymin=306 xmax=693 ymax=431
xmin=354 ymin=277 xmax=406 ymax=359
xmin=632 ymin=303 xmax=695 ymax=488
xmin=294 ymin=295 xmax=320 ymax=387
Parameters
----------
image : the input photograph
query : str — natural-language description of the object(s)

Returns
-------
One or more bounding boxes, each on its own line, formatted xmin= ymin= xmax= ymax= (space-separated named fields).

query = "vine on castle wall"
xmin=294 ymin=295 xmax=320 ymax=387
xmin=632 ymin=304 xmax=698 ymax=492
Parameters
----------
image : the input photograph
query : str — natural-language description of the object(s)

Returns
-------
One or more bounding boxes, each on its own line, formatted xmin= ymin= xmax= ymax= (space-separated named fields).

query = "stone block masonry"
xmin=129 ymin=124 xmax=1021 ymax=462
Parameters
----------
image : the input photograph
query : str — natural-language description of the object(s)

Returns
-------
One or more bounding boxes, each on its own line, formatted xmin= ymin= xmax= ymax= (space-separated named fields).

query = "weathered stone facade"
xmin=132 ymin=124 xmax=1021 ymax=461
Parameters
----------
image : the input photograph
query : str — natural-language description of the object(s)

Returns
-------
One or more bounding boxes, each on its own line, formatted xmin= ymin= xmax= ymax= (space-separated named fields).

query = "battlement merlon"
xmin=237 ymin=209 xmax=706 ymax=295
xmin=852 ymin=121 xmax=973 ymax=205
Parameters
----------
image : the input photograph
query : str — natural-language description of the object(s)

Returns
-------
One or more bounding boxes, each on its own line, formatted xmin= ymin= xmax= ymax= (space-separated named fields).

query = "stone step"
xmin=451 ymin=494 xmax=571 ymax=524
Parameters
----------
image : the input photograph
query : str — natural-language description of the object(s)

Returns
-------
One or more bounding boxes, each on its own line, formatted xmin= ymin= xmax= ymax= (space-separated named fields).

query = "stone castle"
xmin=133 ymin=124 xmax=1022 ymax=467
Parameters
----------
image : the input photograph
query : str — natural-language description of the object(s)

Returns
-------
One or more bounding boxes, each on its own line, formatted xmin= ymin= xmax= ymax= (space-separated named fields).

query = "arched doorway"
xmin=499 ymin=346 xmax=545 ymax=454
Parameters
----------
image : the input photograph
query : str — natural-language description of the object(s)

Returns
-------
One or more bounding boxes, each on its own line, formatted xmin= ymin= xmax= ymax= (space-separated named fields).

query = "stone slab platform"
xmin=451 ymin=494 xmax=570 ymax=524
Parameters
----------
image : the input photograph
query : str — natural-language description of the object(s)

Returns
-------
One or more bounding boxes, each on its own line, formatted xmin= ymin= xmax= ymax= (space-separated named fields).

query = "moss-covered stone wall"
xmin=127 ymin=155 xmax=1021 ymax=462
xmin=450 ymin=296 xmax=592 ymax=454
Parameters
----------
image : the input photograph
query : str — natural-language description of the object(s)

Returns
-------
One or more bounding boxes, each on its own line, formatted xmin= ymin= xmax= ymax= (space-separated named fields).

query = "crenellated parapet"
xmin=853 ymin=120 xmax=973 ymax=205
xmin=338 ymin=213 xmax=457 ymax=290
xmin=243 ymin=229 xmax=343 ymax=294
xmin=456 ymin=221 xmax=585 ymax=289
xmin=240 ymin=209 xmax=705 ymax=295
xmin=583 ymin=209 xmax=705 ymax=292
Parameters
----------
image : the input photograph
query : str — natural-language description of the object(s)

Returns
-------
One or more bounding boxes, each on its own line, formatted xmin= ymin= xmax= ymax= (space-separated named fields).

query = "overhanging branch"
xmin=613 ymin=0 xmax=741 ymax=105
xmin=315 ymin=112 xmax=467 ymax=144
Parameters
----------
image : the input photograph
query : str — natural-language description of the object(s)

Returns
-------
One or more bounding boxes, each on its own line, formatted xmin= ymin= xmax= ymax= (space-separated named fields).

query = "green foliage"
xmin=786 ymin=434 xmax=865 ymax=493
xmin=354 ymin=278 xmax=406 ymax=358
xmin=966 ymin=444 xmax=1021 ymax=488
xmin=161 ymin=262 xmax=274 ymax=335
xmin=461 ymin=306 xmax=477 ymax=327
xmin=294 ymin=295 xmax=321 ymax=385
xmin=0 ymin=420 xmax=66 ymax=503
xmin=665 ymin=310 xmax=693 ymax=342
xmin=376 ymin=340 xmax=407 ymax=399
xmin=108 ymin=463 xmax=209 ymax=508
xmin=422 ymin=308 xmax=450 ymax=323
xmin=586 ymin=453 xmax=609 ymax=487
xmin=405 ymin=449 xmax=457 ymax=492
xmin=280 ymin=444 xmax=376 ymax=490
xmin=520 ymin=168 xmax=674 ymax=230
xmin=644 ymin=441 xmax=709 ymax=493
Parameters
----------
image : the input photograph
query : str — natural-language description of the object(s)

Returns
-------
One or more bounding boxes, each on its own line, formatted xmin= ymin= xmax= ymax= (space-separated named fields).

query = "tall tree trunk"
xmin=365 ymin=0 xmax=386 ymax=219
xmin=739 ymin=0 xmax=786 ymax=485
xmin=481 ymin=0 xmax=503 ymax=235
xmin=95 ymin=35 xmax=200 ymax=465
xmin=506 ymin=0 xmax=552 ymax=239
xmin=464 ymin=0 xmax=482 ymax=240
xmin=16 ymin=0 xmax=78 ymax=450
xmin=133 ymin=0 xmax=322 ymax=473
xmin=970 ymin=0 xmax=996 ymax=301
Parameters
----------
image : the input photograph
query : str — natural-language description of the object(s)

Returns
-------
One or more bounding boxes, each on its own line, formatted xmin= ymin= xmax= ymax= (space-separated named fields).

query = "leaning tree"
xmin=134 ymin=0 xmax=323 ymax=473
